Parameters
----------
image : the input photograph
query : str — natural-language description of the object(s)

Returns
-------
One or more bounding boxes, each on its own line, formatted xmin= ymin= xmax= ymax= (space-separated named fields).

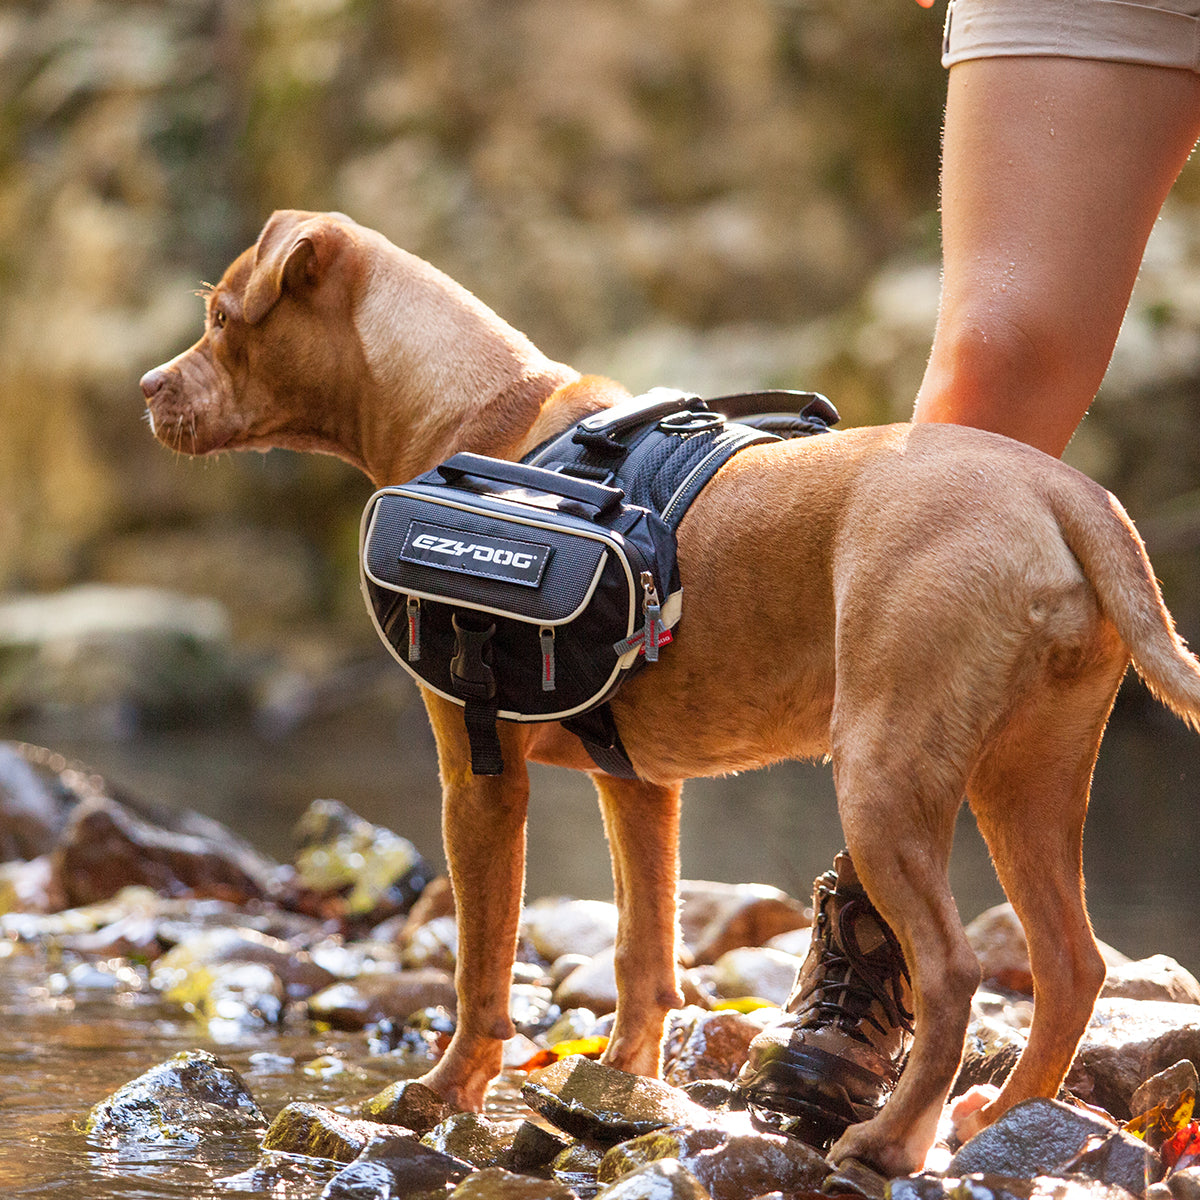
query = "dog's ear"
xmin=242 ymin=211 xmax=340 ymax=325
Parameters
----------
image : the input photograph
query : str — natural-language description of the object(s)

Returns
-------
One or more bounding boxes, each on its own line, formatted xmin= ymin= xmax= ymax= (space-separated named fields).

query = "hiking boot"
xmin=736 ymin=852 xmax=914 ymax=1148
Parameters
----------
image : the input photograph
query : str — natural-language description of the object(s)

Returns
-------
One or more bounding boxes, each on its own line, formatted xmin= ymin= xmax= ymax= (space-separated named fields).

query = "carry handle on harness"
xmin=437 ymin=452 xmax=625 ymax=516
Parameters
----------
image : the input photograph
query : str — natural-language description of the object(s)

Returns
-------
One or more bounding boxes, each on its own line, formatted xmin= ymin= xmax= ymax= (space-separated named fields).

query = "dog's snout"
xmin=140 ymin=366 xmax=169 ymax=400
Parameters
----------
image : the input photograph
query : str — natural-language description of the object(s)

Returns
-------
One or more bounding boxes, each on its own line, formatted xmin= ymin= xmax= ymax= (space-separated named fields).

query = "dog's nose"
xmin=140 ymin=366 xmax=168 ymax=400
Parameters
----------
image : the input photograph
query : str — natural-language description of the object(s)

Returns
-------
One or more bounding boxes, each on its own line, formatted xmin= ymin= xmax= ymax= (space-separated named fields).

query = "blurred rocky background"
xmin=1 ymin=1 xmax=1199 ymax=921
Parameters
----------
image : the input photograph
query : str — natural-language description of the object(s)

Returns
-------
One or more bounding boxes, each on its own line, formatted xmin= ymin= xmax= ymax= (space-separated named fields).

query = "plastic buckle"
xmin=450 ymin=612 xmax=497 ymax=701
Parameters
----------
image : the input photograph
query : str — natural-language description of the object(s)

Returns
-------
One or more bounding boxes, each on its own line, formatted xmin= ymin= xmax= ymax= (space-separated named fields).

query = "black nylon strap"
xmin=562 ymin=705 xmax=638 ymax=779
xmin=463 ymin=696 xmax=505 ymax=775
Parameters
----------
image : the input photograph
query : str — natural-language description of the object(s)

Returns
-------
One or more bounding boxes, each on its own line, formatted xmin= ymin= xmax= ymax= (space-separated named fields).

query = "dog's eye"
xmin=211 ymin=307 xmax=227 ymax=329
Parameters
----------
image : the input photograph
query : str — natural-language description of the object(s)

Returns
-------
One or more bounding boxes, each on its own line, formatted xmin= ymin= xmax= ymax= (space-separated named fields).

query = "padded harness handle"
xmin=437 ymin=452 xmax=625 ymax=515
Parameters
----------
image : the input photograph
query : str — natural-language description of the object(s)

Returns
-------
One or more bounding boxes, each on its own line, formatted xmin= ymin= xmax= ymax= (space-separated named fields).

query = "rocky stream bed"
xmin=4 ymin=739 xmax=1200 ymax=1200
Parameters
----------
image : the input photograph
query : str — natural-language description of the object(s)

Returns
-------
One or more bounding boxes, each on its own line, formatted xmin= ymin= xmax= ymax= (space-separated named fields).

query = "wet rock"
xmin=0 ymin=586 xmax=246 ymax=736
xmin=51 ymin=793 xmax=278 ymax=907
xmin=1101 ymin=958 xmax=1200 ymax=1006
xmin=889 ymin=1175 xmax=1139 ymax=1200
xmin=1161 ymin=1168 xmax=1200 ymax=1200
xmin=1062 ymin=1129 xmax=1165 ymax=1196
xmin=963 ymin=905 xmax=1037 ymax=994
xmin=166 ymin=959 xmax=286 ymax=1029
xmin=393 ymin=875 xmax=457 ymax=939
xmin=554 ymin=945 xmax=619 ymax=1015
xmin=0 ymin=854 xmax=65 ymax=914
xmin=510 ymin=983 xmax=557 ymax=1036
xmin=513 ymin=961 xmax=551 ymax=987
xmin=152 ymin=925 xmax=336 ymax=999
xmin=292 ymin=799 xmax=432 ymax=926
xmin=262 ymin=1101 xmax=399 ymax=1162
xmin=307 ymin=968 xmax=458 ymax=1029
xmin=506 ymin=1120 xmax=572 ymax=1172
xmin=51 ymin=958 xmax=147 ymax=996
xmin=597 ymin=1158 xmax=715 ymax=1200
xmin=451 ymin=1166 xmax=579 ymax=1200
xmin=948 ymin=1098 xmax=1161 ymax=1193
xmin=422 ymin=1112 xmax=524 ymax=1169
xmin=1130 ymin=1060 xmax=1199 ymax=1120
xmin=678 ymin=880 xmax=809 ymax=966
xmin=1066 ymin=1001 xmax=1200 ymax=1118
xmin=680 ymin=1079 xmax=746 ymax=1114
xmin=504 ymin=1031 xmax=551 ymax=1070
xmin=954 ymin=1003 xmax=1030 ymax=1095
xmin=49 ymin=886 xmax=319 ymax=949
xmin=306 ymin=938 xmax=406 ymax=983
xmin=598 ymin=1125 xmax=828 ymax=1200
xmin=553 ymin=1138 xmax=607 ymax=1179
xmin=521 ymin=897 xmax=619 ymax=962
xmin=322 ymin=1158 xmax=401 ymax=1200
xmin=522 ymin=1054 xmax=713 ymax=1143
xmin=709 ymin=947 xmax=800 ymax=1007
xmin=409 ymin=1006 xmax=457 ymax=1036
xmin=85 ymin=1048 xmax=265 ymax=1145
xmin=549 ymin=954 xmax=593 ymax=990
xmin=54 ymin=907 xmax=165 ymax=958
xmin=543 ymin=1008 xmax=605 ymax=1046
xmin=971 ymin=990 xmax=1036 ymax=1033
xmin=361 ymin=1078 xmax=457 ymax=1133
xmin=217 ymin=1150 xmax=339 ymax=1194
xmin=964 ymin=905 xmax=1128 ymax=995
xmin=765 ymin=926 xmax=813 ymax=958
xmin=0 ymin=884 xmax=145 ymax=939
xmin=368 ymin=1020 xmax=446 ymax=1072
xmin=401 ymin=913 xmax=459 ymax=971
xmin=824 ymin=1156 xmax=889 ymax=1199
xmin=324 ymin=1131 xmax=472 ymax=1199
xmin=662 ymin=1006 xmax=764 ymax=1087
xmin=0 ymin=741 xmax=72 ymax=859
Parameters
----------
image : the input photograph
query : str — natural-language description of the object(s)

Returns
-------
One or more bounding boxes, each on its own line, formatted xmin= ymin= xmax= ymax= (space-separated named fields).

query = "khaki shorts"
xmin=942 ymin=0 xmax=1200 ymax=72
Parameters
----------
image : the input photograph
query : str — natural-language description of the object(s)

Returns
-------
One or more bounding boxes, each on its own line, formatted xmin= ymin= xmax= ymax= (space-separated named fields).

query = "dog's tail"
xmin=1051 ymin=471 xmax=1200 ymax=731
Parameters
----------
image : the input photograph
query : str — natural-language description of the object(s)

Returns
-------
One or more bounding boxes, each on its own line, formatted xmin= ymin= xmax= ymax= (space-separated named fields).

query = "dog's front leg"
xmin=594 ymin=774 xmax=685 ymax=1077
xmin=418 ymin=692 xmax=532 ymax=1111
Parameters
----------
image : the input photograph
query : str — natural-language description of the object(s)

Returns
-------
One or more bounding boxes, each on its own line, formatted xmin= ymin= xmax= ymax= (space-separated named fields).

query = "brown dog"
xmin=141 ymin=210 xmax=1200 ymax=1175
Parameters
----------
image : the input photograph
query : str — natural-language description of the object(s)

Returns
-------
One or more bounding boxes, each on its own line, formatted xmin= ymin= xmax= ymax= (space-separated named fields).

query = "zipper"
xmin=657 ymin=432 xmax=748 ymax=525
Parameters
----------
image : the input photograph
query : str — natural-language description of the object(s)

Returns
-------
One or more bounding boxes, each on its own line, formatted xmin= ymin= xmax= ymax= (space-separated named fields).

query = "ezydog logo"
xmin=400 ymin=520 xmax=551 ymax=587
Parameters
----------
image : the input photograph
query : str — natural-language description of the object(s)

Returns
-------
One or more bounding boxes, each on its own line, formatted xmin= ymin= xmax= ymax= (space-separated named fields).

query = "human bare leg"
xmin=915 ymin=57 xmax=1200 ymax=456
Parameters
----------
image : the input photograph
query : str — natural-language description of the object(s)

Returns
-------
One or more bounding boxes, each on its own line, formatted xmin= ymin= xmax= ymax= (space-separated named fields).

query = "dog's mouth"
xmin=141 ymin=358 xmax=241 ymax=458
xmin=145 ymin=397 xmax=236 ymax=457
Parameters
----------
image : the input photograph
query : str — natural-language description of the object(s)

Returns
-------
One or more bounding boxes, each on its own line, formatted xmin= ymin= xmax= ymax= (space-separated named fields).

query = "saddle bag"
xmin=360 ymin=388 xmax=838 ymax=778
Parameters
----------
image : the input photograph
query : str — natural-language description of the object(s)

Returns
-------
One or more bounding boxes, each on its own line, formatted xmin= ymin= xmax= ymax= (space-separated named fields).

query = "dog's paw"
xmin=828 ymin=1119 xmax=927 ymax=1179
xmin=418 ymin=1052 xmax=497 ymax=1114
xmin=949 ymin=1084 xmax=1001 ymax=1144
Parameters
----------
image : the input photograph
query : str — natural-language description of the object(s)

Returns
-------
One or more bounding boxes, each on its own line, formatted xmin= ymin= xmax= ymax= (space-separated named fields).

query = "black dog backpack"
xmin=360 ymin=388 xmax=837 ymax=777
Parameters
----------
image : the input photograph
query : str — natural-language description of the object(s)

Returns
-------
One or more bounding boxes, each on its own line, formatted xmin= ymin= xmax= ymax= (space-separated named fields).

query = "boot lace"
xmin=801 ymin=897 xmax=915 ymax=1045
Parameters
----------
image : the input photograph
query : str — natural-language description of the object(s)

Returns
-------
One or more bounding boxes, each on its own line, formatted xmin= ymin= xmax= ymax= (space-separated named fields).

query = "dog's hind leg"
xmin=956 ymin=641 xmax=1125 ymax=1139
xmin=419 ymin=693 xmax=533 ymax=1111
xmin=594 ymin=774 xmax=686 ymax=1077
xmin=826 ymin=745 xmax=982 ymax=1176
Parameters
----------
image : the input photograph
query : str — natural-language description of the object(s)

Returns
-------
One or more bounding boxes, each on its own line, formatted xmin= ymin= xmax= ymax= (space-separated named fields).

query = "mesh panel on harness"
xmin=360 ymin=388 xmax=837 ymax=777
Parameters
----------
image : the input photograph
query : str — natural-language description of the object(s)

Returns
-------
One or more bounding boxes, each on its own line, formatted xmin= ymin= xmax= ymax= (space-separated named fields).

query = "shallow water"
xmin=2 ymin=678 xmax=1198 ymax=1197
xmin=0 ymin=944 xmax=529 ymax=1198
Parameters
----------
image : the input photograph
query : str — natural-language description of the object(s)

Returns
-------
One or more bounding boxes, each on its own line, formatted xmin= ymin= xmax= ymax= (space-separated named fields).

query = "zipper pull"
xmin=640 ymin=571 xmax=664 ymax=662
xmin=406 ymin=596 xmax=421 ymax=662
xmin=612 ymin=574 xmax=673 ymax=661
xmin=540 ymin=626 xmax=556 ymax=691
